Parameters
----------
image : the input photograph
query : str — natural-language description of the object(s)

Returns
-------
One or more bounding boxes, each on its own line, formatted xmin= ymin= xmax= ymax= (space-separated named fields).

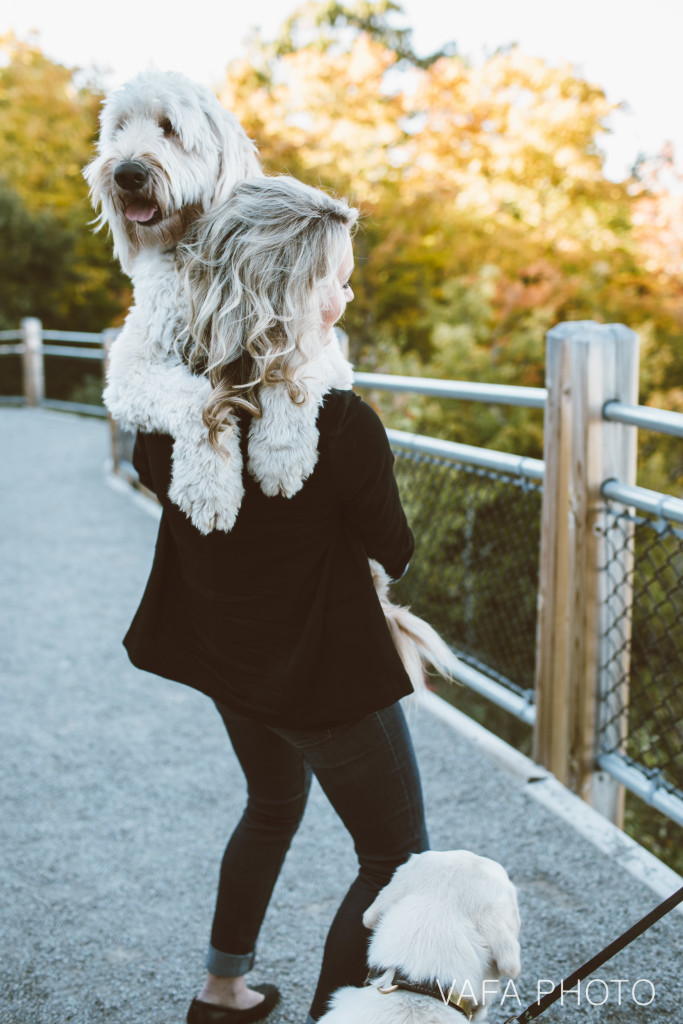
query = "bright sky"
xmin=4 ymin=0 xmax=682 ymax=181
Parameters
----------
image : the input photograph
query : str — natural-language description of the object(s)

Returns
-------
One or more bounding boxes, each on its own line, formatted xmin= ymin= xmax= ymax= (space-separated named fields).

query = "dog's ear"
xmin=362 ymin=855 xmax=422 ymax=931
xmin=490 ymin=924 xmax=521 ymax=979
xmin=205 ymin=103 xmax=262 ymax=208
xmin=362 ymin=889 xmax=390 ymax=931
xmin=485 ymin=895 xmax=522 ymax=980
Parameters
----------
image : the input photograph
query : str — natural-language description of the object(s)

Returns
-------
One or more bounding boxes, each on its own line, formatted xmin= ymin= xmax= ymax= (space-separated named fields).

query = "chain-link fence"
xmin=391 ymin=446 xmax=542 ymax=702
xmin=599 ymin=501 xmax=683 ymax=806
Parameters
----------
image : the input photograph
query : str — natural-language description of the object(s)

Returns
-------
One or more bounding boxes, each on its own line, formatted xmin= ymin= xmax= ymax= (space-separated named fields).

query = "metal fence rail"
xmin=0 ymin=320 xmax=108 ymax=415
xmin=39 ymin=328 xmax=106 ymax=363
xmin=354 ymin=371 xmax=547 ymax=408
xmin=603 ymin=400 xmax=683 ymax=439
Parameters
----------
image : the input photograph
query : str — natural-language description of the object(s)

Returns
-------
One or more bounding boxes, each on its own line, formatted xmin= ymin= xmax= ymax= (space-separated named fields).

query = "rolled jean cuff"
xmin=206 ymin=944 xmax=255 ymax=976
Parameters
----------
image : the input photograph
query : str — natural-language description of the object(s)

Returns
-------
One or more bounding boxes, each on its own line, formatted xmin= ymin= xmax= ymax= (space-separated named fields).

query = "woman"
xmin=124 ymin=176 xmax=430 ymax=1024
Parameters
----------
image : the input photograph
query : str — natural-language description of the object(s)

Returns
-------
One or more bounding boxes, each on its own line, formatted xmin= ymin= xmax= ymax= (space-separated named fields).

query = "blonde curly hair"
xmin=176 ymin=175 xmax=358 ymax=450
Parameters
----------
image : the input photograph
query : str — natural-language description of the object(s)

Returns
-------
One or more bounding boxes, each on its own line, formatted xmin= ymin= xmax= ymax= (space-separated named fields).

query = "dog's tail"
xmin=369 ymin=559 xmax=462 ymax=694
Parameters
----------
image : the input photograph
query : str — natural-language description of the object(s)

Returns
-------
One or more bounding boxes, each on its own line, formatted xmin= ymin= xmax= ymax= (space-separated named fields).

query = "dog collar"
xmin=365 ymin=967 xmax=476 ymax=1020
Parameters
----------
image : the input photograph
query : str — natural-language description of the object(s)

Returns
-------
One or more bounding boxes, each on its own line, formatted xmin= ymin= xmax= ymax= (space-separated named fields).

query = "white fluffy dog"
xmin=319 ymin=851 xmax=522 ymax=1024
xmin=84 ymin=70 xmax=262 ymax=531
xmin=84 ymin=70 xmax=462 ymax=692
xmin=84 ymin=70 xmax=354 ymax=532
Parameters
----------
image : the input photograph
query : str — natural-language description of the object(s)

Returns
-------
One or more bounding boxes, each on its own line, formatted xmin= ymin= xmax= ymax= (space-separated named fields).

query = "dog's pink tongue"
xmin=125 ymin=202 xmax=157 ymax=223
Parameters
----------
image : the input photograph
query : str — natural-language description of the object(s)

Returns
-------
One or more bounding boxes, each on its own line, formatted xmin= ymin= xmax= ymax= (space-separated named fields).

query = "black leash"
xmin=505 ymin=883 xmax=683 ymax=1023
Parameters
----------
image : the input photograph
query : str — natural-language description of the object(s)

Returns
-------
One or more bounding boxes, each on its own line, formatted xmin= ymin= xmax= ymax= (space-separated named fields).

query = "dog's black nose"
xmin=114 ymin=161 xmax=149 ymax=190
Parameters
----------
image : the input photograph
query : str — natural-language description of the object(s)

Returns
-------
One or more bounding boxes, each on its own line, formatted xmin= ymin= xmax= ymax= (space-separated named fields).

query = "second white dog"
xmin=318 ymin=850 xmax=522 ymax=1023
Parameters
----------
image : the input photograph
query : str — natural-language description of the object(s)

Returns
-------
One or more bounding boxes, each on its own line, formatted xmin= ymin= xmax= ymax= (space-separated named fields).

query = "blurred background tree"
xmin=0 ymin=33 xmax=128 ymax=331
xmin=218 ymin=1 xmax=683 ymax=489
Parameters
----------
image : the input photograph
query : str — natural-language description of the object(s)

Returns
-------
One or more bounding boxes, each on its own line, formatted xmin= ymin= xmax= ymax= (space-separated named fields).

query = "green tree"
xmin=219 ymin=1 xmax=683 ymax=485
xmin=0 ymin=187 xmax=78 ymax=330
xmin=0 ymin=34 xmax=128 ymax=330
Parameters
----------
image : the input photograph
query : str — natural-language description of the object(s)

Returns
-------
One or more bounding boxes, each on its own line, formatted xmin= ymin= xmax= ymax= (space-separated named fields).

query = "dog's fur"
xmin=319 ymin=851 xmax=521 ymax=1024
xmin=84 ymin=70 xmax=256 ymax=531
xmin=84 ymin=70 xmax=462 ymax=693
xmin=84 ymin=70 xmax=356 ymax=532
xmin=370 ymin=561 xmax=464 ymax=690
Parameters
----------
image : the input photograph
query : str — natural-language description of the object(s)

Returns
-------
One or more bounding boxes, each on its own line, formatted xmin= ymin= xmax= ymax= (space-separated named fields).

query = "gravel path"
xmin=1 ymin=406 xmax=681 ymax=1024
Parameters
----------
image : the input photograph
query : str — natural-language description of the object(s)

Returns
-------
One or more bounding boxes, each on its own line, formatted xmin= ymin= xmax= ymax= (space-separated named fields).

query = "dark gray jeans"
xmin=208 ymin=700 xmax=429 ymax=1021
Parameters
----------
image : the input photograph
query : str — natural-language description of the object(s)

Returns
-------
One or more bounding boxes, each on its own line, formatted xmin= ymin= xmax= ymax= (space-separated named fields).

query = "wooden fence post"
xmin=21 ymin=317 xmax=44 ymax=406
xmin=534 ymin=321 xmax=639 ymax=824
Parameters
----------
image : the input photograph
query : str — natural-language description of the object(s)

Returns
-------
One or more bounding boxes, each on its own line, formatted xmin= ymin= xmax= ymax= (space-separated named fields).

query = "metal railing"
xmin=0 ymin=318 xmax=109 ymax=417
xmin=357 ymin=325 xmax=683 ymax=829
xmin=353 ymin=371 xmax=547 ymax=408
xmin=2 ymin=317 xmax=682 ymax=829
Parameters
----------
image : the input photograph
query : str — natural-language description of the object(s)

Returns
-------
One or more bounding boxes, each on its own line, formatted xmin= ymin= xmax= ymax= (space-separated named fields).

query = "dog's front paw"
xmin=249 ymin=424 xmax=319 ymax=498
xmin=169 ymin=425 xmax=243 ymax=534
xmin=248 ymin=387 xmax=320 ymax=497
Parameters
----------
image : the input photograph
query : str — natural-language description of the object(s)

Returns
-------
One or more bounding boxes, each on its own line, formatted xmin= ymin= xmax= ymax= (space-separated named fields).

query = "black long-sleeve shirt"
xmin=124 ymin=389 xmax=415 ymax=728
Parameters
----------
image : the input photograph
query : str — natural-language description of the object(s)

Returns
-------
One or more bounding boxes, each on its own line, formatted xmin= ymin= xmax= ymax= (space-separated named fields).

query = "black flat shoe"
xmin=187 ymin=985 xmax=280 ymax=1024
